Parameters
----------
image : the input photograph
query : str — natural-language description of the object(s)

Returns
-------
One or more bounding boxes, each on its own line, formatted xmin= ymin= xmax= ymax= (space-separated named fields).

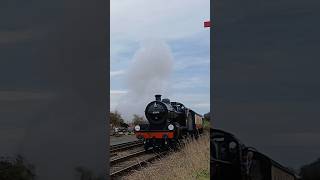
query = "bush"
xmin=0 ymin=155 xmax=36 ymax=180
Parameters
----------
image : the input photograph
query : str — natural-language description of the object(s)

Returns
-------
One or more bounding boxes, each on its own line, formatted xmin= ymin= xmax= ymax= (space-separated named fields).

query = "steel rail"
xmin=110 ymin=151 xmax=167 ymax=179
xmin=110 ymin=141 xmax=143 ymax=153
xmin=110 ymin=150 xmax=146 ymax=165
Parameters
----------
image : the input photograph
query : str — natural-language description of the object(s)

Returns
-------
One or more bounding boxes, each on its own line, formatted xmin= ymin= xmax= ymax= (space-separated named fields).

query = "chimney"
xmin=155 ymin=94 xmax=161 ymax=101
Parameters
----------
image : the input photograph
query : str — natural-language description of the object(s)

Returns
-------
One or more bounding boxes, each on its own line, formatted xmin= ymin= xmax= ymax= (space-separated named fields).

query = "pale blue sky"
xmin=111 ymin=0 xmax=210 ymax=120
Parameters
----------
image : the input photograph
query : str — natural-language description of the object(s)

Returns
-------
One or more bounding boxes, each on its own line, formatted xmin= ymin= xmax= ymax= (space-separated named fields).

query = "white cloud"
xmin=110 ymin=90 xmax=127 ymax=111
xmin=111 ymin=0 xmax=210 ymax=42
xmin=173 ymin=58 xmax=210 ymax=71
xmin=110 ymin=90 xmax=127 ymax=95
xmin=171 ymin=76 xmax=209 ymax=90
xmin=110 ymin=70 xmax=125 ymax=77
xmin=193 ymin=103 xmax=210 ymax=108
xmin=168 ymin=93 xmax=210 ymax=115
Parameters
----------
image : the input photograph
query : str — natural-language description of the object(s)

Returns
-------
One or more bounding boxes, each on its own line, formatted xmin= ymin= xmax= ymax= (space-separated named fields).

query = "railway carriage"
xmin=211 ymin=128 xmax=299 ymax=180
xmin=134 ymin=94 xmax=204 ymax=150
xmin=247 ymin=149 xmax=296 ymax=180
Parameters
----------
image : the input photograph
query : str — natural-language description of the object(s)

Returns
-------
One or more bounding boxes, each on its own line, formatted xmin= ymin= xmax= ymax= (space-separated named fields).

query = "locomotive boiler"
xmin=134 ymin=94 xmax=203 ymax=150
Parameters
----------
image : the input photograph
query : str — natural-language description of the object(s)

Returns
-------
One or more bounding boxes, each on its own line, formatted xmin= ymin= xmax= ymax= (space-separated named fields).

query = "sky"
xmin=0 ymin=1 xmax=107 ymax=179
xmin=213 ymin=0 xmax=320 ymax=169
xmin=110 ymin=0 xmax=210 ymax=121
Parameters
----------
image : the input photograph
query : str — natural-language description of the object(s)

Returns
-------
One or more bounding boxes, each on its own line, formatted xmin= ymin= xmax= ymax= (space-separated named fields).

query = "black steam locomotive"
xmin=211 ymin=129 xmax=300 ymax=180
xmin=134 ymin=95 xmax=203 ymax=150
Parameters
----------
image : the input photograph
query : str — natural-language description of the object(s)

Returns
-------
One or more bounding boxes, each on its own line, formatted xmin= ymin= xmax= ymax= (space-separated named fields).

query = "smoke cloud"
xmin=117 ymin=40 xmax=174 ymax=122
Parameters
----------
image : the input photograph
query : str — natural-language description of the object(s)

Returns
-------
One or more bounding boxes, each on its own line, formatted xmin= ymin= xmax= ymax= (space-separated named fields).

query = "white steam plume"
xmin=117 ymin=40 xmax=173 ymax=122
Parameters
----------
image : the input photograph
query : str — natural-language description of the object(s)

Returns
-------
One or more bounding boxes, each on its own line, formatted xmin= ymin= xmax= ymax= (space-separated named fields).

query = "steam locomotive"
xmin=211 ymin=129 xmax=300 ymax=180
xmin=134 ymin=94 xmax=203 ymax=150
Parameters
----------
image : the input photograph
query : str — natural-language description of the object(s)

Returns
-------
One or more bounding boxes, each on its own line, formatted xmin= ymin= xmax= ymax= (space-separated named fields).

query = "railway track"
xmin=109 ymin=136 xmax=206 ymax=179
xmin=110 ymin=150 xmax=146 ymax=165
xmin=110 ymin=150 xmax=166 ymax=179
xmin=110 ymin=140 xmax=143 ymax=153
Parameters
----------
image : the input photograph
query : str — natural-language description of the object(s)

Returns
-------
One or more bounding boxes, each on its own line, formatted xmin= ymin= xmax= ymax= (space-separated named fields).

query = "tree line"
xmin=110 ymin=111 xmax=147 ymax=128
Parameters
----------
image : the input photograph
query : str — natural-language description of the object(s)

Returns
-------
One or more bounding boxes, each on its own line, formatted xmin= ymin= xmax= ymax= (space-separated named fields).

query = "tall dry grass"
xmin=123 ymin=133 xmax=210 ymax=180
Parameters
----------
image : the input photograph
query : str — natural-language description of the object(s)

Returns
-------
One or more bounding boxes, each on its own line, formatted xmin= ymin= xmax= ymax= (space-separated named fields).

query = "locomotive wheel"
xmin=169 ymin=139 xmax=179 ymax=151
xmin=144 ymin=143 xmax=152 ymax=152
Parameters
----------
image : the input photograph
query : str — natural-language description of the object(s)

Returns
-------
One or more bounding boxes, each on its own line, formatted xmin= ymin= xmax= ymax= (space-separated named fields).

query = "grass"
xmin=203 ymin=120 xmax=211 ymax=130
xmin=122 ymin=133 xmax=210 ymax=180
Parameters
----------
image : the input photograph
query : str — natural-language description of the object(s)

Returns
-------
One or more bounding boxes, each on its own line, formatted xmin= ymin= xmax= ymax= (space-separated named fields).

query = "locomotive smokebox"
xmin=155 ymin=94 xmax=162 ymax=101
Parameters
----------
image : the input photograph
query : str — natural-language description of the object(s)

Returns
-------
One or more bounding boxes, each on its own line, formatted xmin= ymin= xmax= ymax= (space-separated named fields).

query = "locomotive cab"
xmin=211 ymin=129 xmax=244 ymax=180
xmin=211 ymin=129 xmax=299 ymax=180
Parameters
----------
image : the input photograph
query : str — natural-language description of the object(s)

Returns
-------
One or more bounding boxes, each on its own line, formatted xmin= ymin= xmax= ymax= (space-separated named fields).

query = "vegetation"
xmin=203 ymin=112 xmax=211 ymax=130
xmin=203 ymin=120 xmax=210 ymax=131
xmin=300 ymin=158 xmax=320 ymax=180
xmin=203 ymin=112 xmax=210 ymax=121
xmin=123 ymin=134 xmax=210 ymax=180
xmin=0 ymin=155 xmax=36 ymax=180
xmin=110 ymin=110 xmax=124 ymax=127
xmin=132 ymin=114 xmax=148 ymax=125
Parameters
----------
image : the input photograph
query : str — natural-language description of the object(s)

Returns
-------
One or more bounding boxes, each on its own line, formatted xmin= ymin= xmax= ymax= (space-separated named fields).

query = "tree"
xmin=0 ymin=155 xmax=36 ymax=180
xmin=204 ymin=112 xmax=211 ymax=121
xmin=110 ymin=111 xmax=124 ymax=127
xmin=203 ymin=112 xmax=211 ymax=130
xmin=132 ymin=114 xmax=147 ymax=125
xmin=120 ymin=122 xmax=129 ymax=128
